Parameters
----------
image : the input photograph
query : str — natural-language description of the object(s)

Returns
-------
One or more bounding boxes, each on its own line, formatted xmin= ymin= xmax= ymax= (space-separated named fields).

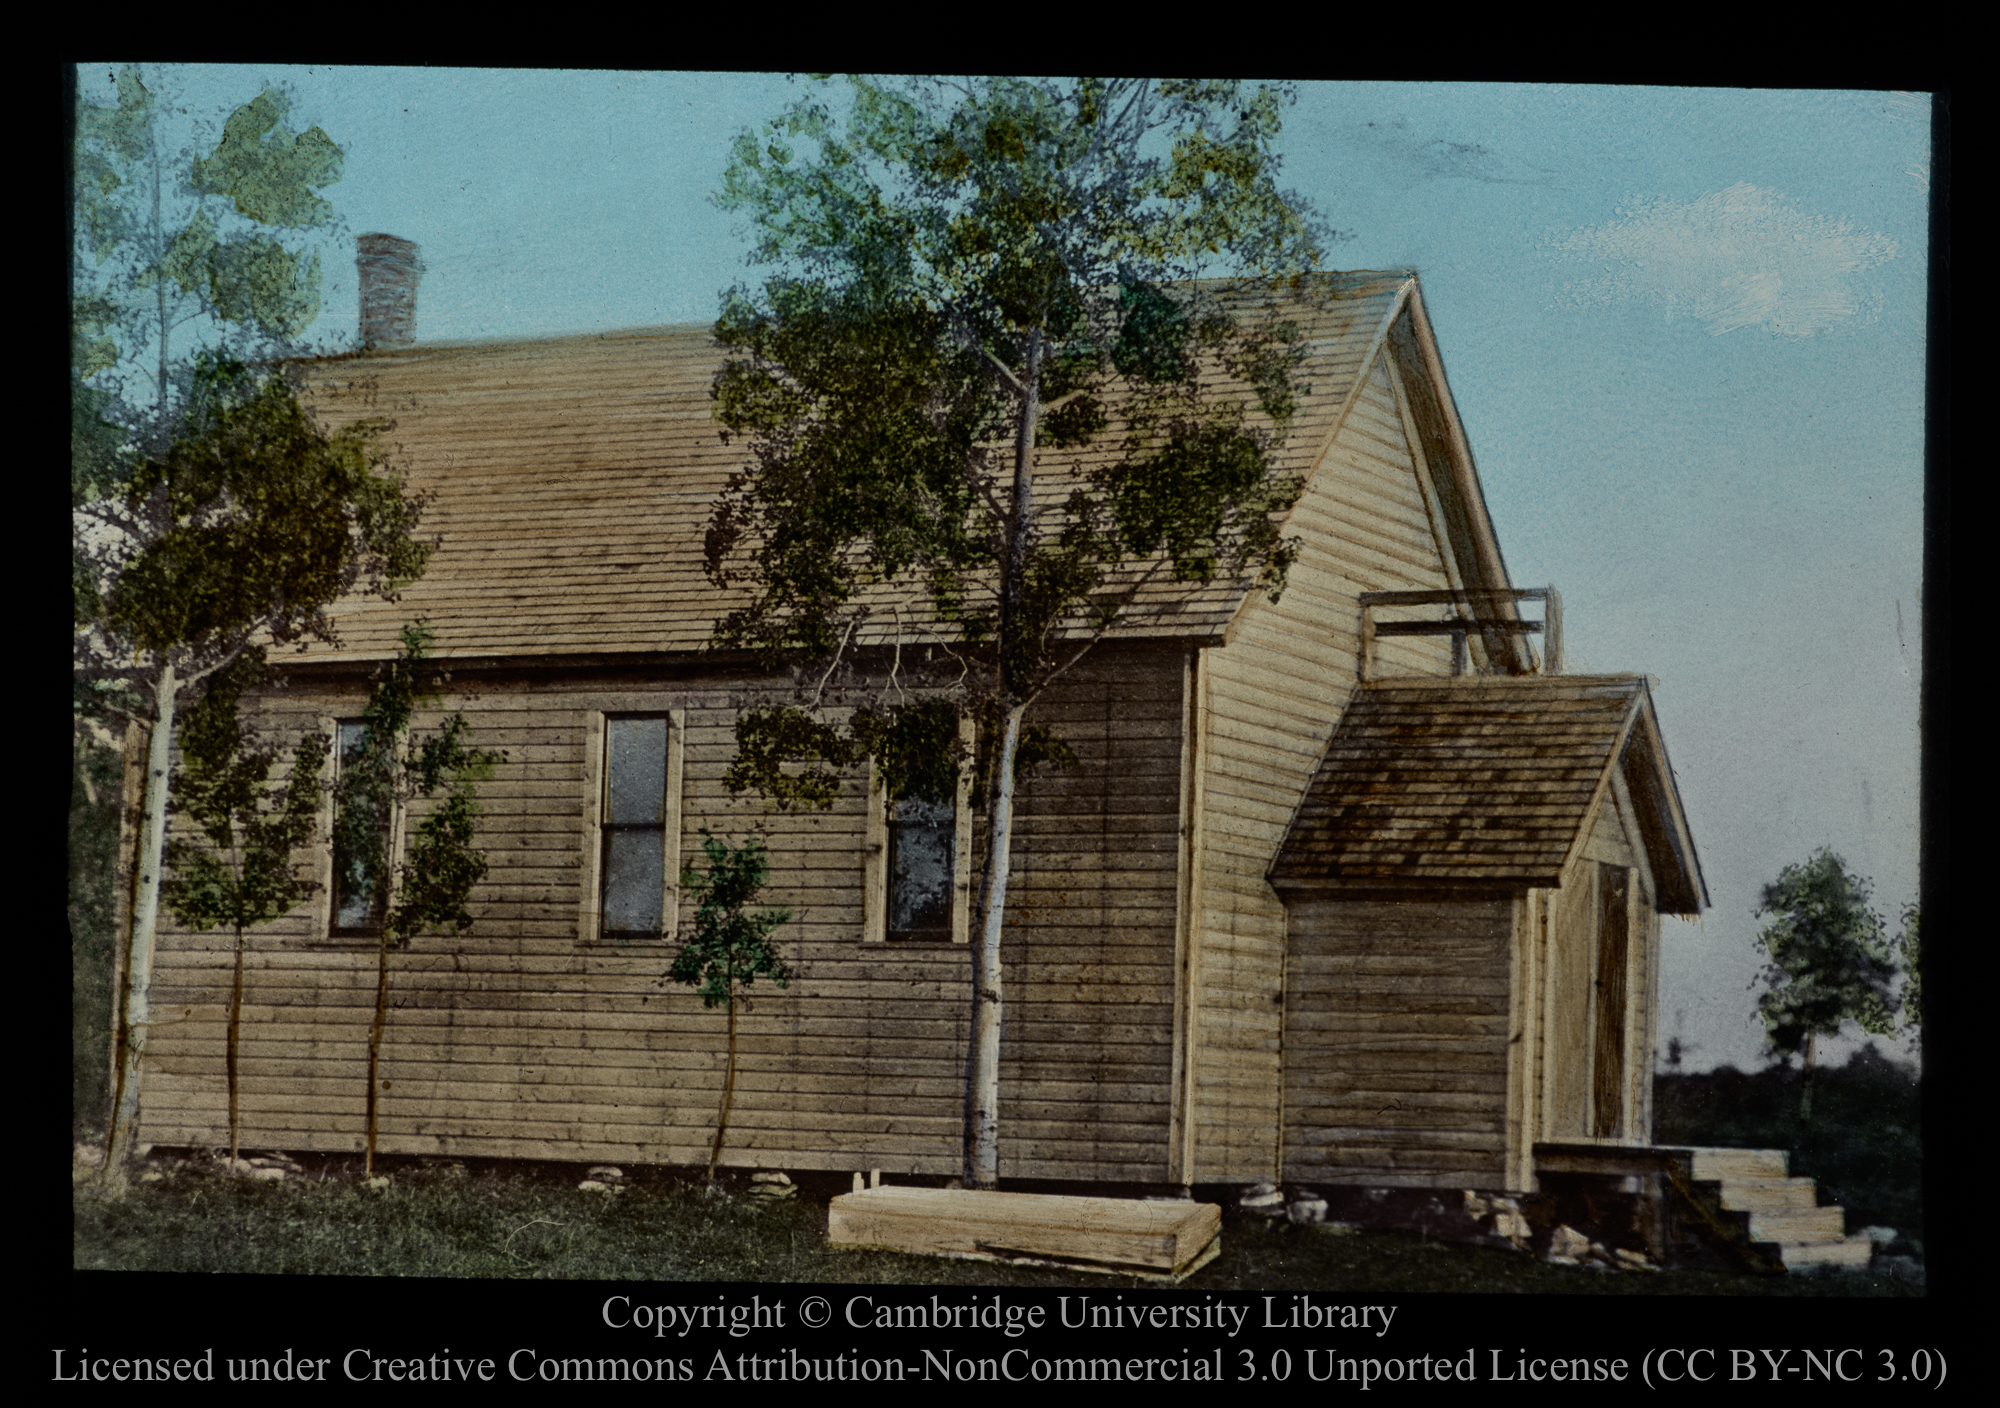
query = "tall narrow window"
xmin=863 ymin=730 xmax=973 ymax=945
xmin=888 ymin=794 xmax=955 ymax=941
xmin=600 ymin=715 xmax=671 ymax=939
xmin=331 ymin=719 xmax=394 ymax=937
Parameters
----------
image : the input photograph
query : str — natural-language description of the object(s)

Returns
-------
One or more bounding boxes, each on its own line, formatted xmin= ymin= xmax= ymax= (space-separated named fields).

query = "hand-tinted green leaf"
xmin=190 ymin=88 xmax=344 ymax=229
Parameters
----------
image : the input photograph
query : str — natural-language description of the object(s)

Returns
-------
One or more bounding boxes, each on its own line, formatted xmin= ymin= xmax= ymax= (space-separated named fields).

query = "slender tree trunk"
xmin=228 ymin=924 xmax=245 ymax=1167
xmin=961 ymin=330 xmax=1044 ymax=1190
xmin=153 ymin=137 xmax=169 ymax=408
xmin=104 ymin=661 xmax=179 ymax=1179
xmin=965 ymin=704 xmax=1025 ymax=1189
xmin=707 ymin=985 xmax=738 ymax=1183
xmin=366 ymin=930 xmax=391 ymax=1176
xmin=102 ymin=721 xmax=149 ymax=1143
xmin=1799 ymin=1030 xmax=1817 ymax=1124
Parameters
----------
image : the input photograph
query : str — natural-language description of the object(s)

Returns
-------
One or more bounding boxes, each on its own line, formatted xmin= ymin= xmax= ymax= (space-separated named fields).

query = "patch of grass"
xmin=1656 ymin=1046 xmax=1923 ymax=1244
xmin=73 ymin=1160 xmax=1917 ymax=1295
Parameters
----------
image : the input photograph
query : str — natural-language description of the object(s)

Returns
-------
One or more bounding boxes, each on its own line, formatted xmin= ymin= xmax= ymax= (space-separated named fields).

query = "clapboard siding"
xmin=142 ymin=641 xmax=1183 ymax=1181
xmin=123 ymin=270 xmax=1703 ymax=1194
xmin=1280 ymin=898 xmax=1512 ymax=1187
xmin=1185 ymin=349 xmax=1456 ymax=1181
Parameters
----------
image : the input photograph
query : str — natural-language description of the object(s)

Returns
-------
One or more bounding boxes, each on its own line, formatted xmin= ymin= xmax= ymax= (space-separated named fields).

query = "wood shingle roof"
xmin=290 ymin=272 xmax=1415 ymax=664
xmin=1268 ymin=674 xmax=1705 ymax=912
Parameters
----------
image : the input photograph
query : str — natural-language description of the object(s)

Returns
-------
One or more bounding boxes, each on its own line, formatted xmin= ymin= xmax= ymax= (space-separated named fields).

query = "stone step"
xmin=1691 ymin=1147 xmax=1788 ymax=1180
xmin=1748 ymin=1205 xmax=1847 ymax=1244
xmin=1719 ymin=1177 xmax=1820 ymax=1211
xmin=1780 ymin=1236 xmax=1875 ymax=1270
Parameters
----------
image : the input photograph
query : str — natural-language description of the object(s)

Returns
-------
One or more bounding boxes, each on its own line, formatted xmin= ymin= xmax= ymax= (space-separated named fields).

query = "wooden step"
xmin=1718 ymin=1177 xmax=1820 ymax=1212
xmin=1779 ymin=1236 xmax=1874 ymax=1270
xmin=1691 ymin=1147 xmax=1788 ymax=1180
xmin=828 ymin=1186 xmax=1222 ymax=1281
xmin=1748 ymin=1206 xmax=1847 ymax=1244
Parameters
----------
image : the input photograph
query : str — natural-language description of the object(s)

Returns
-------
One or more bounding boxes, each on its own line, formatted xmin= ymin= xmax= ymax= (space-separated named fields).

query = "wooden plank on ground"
xmin=827 ymin=1185 xmax=1220 ymax=1281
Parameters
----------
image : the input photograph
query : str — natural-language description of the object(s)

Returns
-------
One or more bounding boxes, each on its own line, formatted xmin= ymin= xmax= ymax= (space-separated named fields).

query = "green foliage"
xmin=1897 ymin=905 xmax=1921 ymax=1030
xmin=669 ymin=831 xmax=793 ymax=1008
xmin=1753 ymin=850 xmax=1899 ymax=1061
xmin=725 ymin=697 xmax=1072 ymax=816
xmin=80 ymin=355 xmax=428 ymax=670
xmin=851 ymin=697 xmax=963 ymax=806
xmin=161 ymin=648 xmax=327 ymax=939
xmin=190 ymin=87 xmax=344 ymax=229
xmin=723 ymin=707 xmax=858 ymax=812
xmin=708 ymin=77 xmax=1332 ymax=1187
xmin=335 ymin=623 xmax=500 ymax=947
xmin=706 ymin=76 xmax=1328 ymax=805
xmin=72 ymin=65 xmax=345 ymax=416
xmin=391 ymin=712 xmax=497 ymax=944
xmin=706 ymin=283 xmax=999 ymax=664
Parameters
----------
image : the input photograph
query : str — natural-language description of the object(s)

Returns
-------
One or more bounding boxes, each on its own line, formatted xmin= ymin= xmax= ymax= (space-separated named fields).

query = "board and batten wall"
xmin=1278 ymin=785 xmax=1664 ymax=1195
xmin=1180 ymin=344 xmax=1458 ymax=1183
xmin=137 ymin=643 xmax=1186 ymax=1181
xmin=1280 ymin=897 xmax=1514 ymax=1189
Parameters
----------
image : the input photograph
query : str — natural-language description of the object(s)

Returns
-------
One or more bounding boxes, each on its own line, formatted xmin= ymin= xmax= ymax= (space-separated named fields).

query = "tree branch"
xmin=805 ymin=615 xmax=858 ymax=710
xmin=976 ymin=343 xmax=1026 ymax=397
xmin=1021 ymin=557 xmax=1168 ymax=711
xmin=957 ymin=455 xmax=1009 ymax=526
xmin=884 ymin=604 xmax=907 ymax=705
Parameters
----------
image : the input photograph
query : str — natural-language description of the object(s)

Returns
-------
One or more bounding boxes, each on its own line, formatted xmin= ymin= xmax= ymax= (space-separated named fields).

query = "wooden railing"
xmin=1358 ymin=586 xmax=1563 ymax=680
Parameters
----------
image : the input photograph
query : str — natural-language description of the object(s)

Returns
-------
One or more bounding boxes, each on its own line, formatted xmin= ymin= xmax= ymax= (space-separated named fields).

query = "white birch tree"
xmin=704 ymin=77 xmax=1329 ymax=1187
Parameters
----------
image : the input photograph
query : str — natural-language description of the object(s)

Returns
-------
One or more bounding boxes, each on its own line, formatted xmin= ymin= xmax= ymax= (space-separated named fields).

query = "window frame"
xmin=314 ymin=712 xmax=407 ymax=942
xmin=862 ymin=716 xmax=974 ymax=945
xmin=578 ymin=708 xmax=685 ymax=945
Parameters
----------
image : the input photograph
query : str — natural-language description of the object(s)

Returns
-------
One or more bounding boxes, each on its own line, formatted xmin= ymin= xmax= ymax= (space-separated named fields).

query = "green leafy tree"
xmin=76 ymin=356 xmax=429 ymax=1178
xmin=159 ymin=650 xmax=329 ymax=1167
xmin=668 ymin=831 xmax=793 ymax=1182
xmin=73 ymin=64 xmax=345 ymax=423
xmin=705 ymin=75 xmax=1329 ymax=1186
xmin=1752 ymin=849 xmax=1899 ymax=1120
xmin=336 ymin=623 xmax=500 ymax=1177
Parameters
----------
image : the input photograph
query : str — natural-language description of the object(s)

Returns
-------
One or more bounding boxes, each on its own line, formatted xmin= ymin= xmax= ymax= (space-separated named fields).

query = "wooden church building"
xmin=126 ymin=252 xmax=1705 ymax=1194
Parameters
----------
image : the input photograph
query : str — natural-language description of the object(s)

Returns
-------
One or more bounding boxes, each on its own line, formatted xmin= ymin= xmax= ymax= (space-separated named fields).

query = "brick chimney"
xmin=356 ymin=233 xmax=423 ymax=349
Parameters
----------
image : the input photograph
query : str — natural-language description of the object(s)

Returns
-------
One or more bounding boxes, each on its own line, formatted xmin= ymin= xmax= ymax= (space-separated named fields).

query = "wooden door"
xmin=1543 ymin=868 xmax=1596 ymax=1139
xmin=1590 ymin=864 xmax=1631 ymax=1138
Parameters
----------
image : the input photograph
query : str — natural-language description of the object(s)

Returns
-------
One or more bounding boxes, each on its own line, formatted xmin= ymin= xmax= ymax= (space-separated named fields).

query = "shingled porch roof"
xmin=1269 ymin=675 xmax=1706 ymax=913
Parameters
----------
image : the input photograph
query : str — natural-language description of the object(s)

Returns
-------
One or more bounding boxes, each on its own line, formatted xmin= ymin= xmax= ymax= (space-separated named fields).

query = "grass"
xmin=73 ymin=1156 xmax=1918 ymax=1296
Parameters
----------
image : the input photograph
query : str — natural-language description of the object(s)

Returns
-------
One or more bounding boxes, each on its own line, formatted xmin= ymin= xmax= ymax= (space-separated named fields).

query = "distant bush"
xmin=1655 ymin=1047 xmax=1922 ymax=1244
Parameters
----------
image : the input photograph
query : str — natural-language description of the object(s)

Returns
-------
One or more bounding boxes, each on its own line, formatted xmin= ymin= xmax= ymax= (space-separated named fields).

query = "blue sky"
xmin=77 ymin=69 xmax=1931 ymax=1072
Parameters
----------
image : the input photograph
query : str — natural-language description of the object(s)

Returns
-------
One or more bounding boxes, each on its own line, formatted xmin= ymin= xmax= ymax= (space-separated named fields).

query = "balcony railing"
xmin=1358 ymin=587 xmax=1563 ymax=681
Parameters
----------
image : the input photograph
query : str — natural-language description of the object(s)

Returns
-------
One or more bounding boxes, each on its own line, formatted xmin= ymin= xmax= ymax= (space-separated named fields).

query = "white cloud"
xmin=1547 ymin=183 xmax=1898 ymax=338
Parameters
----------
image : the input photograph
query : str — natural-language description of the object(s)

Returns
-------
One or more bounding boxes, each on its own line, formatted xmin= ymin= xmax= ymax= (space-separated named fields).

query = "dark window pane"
xmin=332 ymin=719 xmax=389 ymax=934
xmin=606 ymin=717 xmax=667 ymax=825
xmin=603 ymin=828 xmax=665 ymax=935
xmin=889 ymin=794 xmax=954 ymax=936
